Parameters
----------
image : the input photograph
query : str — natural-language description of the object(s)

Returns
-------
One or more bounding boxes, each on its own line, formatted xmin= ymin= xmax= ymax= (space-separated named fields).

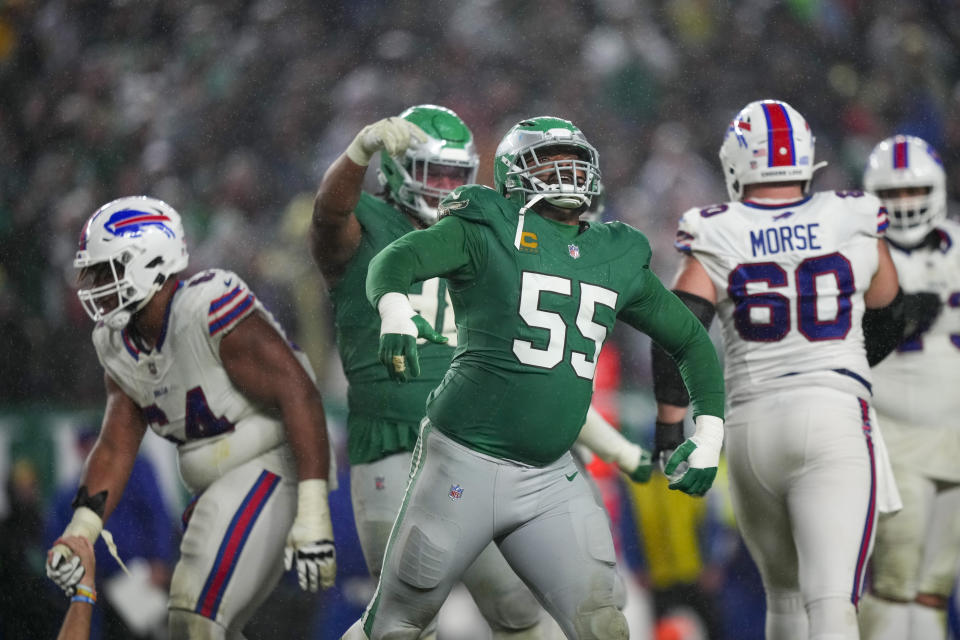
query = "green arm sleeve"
xmin=366 ymin=215 xmax=480 ymax=307
xmin=619 ymin=269 xmax=725 ymax=420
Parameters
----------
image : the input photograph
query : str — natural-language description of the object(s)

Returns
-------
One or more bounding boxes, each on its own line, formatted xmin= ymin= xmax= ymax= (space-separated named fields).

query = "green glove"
xmin=412 ymin=315 xmax=448 ymax=345
xmin=378 ymin=314 xmax=447 ymax=383
xmin=663 ymin=441 xmax=717 ymax=496
xmin=626 ymin=448 xmax=653 ymax=483
xmin=663 ymin=415 xmax=723 ymax=497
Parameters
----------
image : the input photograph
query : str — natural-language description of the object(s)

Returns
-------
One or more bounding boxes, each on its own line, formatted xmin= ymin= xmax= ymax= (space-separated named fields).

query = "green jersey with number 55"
xmin=329 ymin=192 xmax=457 ymax=465
xmin=367 ymin=185 xmax=724 ymax=467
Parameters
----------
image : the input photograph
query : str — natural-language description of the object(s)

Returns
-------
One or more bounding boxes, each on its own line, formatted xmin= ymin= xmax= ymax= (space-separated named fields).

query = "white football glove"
xmin=284 ymin=479 xmax=336 ymax=592
xmin=46 ymin=507 xmax=103 ymax=595
xmin=345 ymin=116 xmax=428 ymax=166
xmin=575 ymin=406 xmax=653 ymax=483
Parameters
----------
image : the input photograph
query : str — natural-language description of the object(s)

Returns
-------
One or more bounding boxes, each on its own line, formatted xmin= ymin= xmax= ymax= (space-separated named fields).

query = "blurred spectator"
xmin=0 ymin=458 xmax=63 ymax=639
xmin=45 ymin=427 xmax=175 ymax=640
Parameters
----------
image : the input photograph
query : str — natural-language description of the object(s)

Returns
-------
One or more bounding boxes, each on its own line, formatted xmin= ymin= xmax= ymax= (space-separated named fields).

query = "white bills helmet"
xmin=863 ymin=135 xmax=946 ymax=247
xmin=75 ymin=196 xmax=189 ymax=330
xmin=718 ymin=99 xmax=826 ymax=201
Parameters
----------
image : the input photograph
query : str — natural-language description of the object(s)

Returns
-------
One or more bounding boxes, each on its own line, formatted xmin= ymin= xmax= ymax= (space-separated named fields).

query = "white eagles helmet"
xmin=75 ymin=196 xmax=189 ymax=330
xmin=863 ymin=134 xmax=947 ymax=247
xmin=718 ymin=99 xmax=826 ymax=201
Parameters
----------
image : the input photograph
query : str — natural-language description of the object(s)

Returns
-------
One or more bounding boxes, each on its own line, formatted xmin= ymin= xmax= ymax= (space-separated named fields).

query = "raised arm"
xmin=219 ymin=311 xmax=335 ymax=592
xmin=310 ymin=118 xmax=426 ymax=285
xmin=46 ymin=373 xmax=148 ymax=594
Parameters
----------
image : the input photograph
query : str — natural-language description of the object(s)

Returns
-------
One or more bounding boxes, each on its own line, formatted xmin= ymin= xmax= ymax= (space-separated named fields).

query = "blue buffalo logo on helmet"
xmin=102 ymin=208 xmax=177 ymax=239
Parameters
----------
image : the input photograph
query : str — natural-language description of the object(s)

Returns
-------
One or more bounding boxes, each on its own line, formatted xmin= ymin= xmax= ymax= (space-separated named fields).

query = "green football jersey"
xmin=367 ymin=185 xmax=724 ymax=467
xmin=329 ymin=192 xmax=457 ymax=465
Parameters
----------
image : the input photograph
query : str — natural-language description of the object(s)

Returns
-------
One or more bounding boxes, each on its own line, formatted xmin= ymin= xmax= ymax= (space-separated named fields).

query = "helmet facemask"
xmin=76 ymin=253 xmax=160 ymax=330
xmin=509 ymin=142 xmax=600 ymax=210
xmin=382 ymin=146 xmax=478 ymax=225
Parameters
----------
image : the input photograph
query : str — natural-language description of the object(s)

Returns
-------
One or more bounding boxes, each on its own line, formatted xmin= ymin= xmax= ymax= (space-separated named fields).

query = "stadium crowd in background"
xmin=1 ymin=0 xmax=959 ymax=404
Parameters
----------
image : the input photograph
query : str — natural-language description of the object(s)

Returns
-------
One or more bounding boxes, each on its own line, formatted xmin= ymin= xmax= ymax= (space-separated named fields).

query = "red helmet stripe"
xmin=893 ymin=138 xmax=908 ymax=169
xmin=762 ymin=103 xmax=796 ymax=168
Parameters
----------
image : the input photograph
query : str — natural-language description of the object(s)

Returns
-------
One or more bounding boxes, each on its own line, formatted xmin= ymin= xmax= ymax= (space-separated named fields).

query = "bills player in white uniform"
xmin=858 ymin=135 xmax=960 ymax=640
xmin=650 ymin=100 xmax=903 ymax=640
xmin=45 ymin=196 xmax=337 ymax=639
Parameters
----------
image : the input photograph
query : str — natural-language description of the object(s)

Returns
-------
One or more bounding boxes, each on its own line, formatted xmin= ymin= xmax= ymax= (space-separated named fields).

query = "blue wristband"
xmin=71 ymin=594 xmax=95 ymax=606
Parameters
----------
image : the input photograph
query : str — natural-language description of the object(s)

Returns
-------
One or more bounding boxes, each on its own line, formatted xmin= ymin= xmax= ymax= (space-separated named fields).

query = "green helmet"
xmin=493 ymin=116 xmax=601 ymax=210
xmin=378 ymin=104 xmax=479 ymax=225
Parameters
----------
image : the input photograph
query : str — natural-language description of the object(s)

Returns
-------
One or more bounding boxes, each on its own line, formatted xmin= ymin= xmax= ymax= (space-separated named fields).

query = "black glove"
xmin=653 ymin=420 xmax=686 ymax=473
xmin=902 ymin=292 xmax=942 ymax=340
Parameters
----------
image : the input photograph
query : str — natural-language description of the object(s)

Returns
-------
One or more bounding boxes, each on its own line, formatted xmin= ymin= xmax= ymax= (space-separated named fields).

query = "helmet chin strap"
xmin=105 ymin=309 xmax=132 ymax=331
xmin=104 ymin=278 xmax=164 ymax=331
xmin=514 ymin=194 xmax=546 ymax=250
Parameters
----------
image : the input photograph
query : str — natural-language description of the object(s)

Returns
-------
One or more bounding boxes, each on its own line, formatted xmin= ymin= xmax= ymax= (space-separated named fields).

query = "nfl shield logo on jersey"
xmin=568 ymin=244 xmax=580 ymax=259
xmin=375 ymin=476 xmax=385 ymax=491
xmin=448 ymin=484 xmax=464 ymax=501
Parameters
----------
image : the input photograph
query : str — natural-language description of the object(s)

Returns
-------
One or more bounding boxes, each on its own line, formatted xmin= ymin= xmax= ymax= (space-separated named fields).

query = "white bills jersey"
xmin=92 ymin=268 xmax=313 ymax=492
xmin=872 ymin=219 xmax=960 ymax=427
xmin=676 ymin=190 xmax=888 ymax=405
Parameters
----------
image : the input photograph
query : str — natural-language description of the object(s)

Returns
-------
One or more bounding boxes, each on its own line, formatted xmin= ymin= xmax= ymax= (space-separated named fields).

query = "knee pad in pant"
xmin=492 ymin=622 xmax=543 ymax=640
xmin=478 ymin=582 xmax=542 ymax=632
xmin=573 ymin=605 xmax=628 ymax=640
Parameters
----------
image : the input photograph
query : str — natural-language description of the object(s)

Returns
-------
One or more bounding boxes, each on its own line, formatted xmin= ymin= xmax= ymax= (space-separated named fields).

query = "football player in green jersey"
xmin=342 ymin=116 xmax=725 ymax=640
xmin=312 ymin=106 xmax=654 ymax=640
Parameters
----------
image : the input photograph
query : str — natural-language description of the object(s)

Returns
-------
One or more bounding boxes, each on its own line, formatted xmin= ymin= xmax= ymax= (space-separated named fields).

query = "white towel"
xmin=870 ymin=410 xmax=902 ymax=514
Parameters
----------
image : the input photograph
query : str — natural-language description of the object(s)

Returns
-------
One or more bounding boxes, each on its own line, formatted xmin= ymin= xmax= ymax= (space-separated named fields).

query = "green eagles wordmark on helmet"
xmin=378 ymin=104 xmax=479 ymax=226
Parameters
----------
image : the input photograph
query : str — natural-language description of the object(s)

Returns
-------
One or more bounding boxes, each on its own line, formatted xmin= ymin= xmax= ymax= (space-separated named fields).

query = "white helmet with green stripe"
xmin=378 ymin=104 xmax=479 ymax=225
